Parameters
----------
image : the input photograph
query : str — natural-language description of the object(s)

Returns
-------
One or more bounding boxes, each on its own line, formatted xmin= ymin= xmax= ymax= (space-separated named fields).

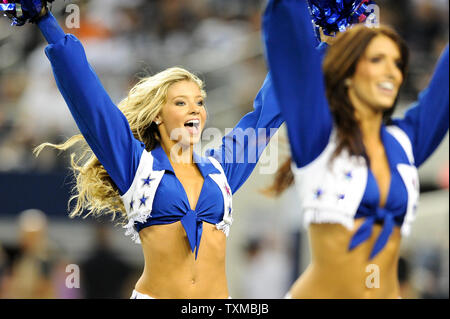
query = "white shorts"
xmin=130 ymin=289 xmax=232 ymax=299
xmin=130 ymin=290 xmax=155 ymax=299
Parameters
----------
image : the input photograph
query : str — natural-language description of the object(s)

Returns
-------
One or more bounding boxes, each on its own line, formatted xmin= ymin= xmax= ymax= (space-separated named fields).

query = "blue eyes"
xmin=175 ymin=101 xmax=204 ymax=107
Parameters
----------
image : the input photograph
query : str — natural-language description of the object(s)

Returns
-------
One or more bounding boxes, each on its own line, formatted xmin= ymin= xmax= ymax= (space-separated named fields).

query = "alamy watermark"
xmin=167 ymin=126 xmax=281 ymax=175
xmin=365 ymin=263 xmax=380 ymax=289
xmin=62 ymin=3 xmax=381 ymax=29
xmin=65 ymin=264 xmax=80 ymax=289
xmin=65 ymin=4 xmax=80 ymax=29
xmin=364 ymin=4 xmax=380 ymax=29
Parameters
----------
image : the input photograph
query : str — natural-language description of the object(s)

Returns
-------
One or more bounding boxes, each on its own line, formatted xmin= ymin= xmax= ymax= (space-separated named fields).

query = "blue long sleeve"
xmin=206 ymin=73 xmax=284 ymax=194
xmin=392 ymin=45 xmax=449 ymax=167
xmin=37 ymin=12 xmax=65 ymax=44
xmin=38 ymin=13 xmax=144 ymax=195
xmin=37 ymin=13 xmax=283 ymax=196
xmin=262 ymin=0 xmax=333 ymax=168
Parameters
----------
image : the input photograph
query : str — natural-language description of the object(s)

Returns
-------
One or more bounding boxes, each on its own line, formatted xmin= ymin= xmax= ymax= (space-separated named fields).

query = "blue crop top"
xmin=133 ymin=145 xmax=225 ymax=233
xmin=263 ymin=0 xmax=449 ymax=259
xmin=127 ymin=145 xmax=228 ymax=258
xmin=37 ymin=13 xmax=284 ymax=257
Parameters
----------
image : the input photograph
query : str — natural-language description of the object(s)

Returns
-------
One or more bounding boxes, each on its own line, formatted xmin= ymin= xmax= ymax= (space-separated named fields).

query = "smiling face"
xmin=156 ymin=80 xmax=207 ymax=148
xmin=347 ymin=35 xmax=404 ymax=114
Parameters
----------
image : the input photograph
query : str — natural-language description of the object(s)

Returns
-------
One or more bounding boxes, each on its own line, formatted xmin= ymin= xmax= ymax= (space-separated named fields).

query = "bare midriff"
xmin=289 ymin=218 xmax=402 ymax=299
xmin=134 ymin=221 xmax=228 ymax=299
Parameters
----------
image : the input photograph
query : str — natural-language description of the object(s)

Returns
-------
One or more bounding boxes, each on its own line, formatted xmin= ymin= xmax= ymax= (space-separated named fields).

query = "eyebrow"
xmin=171 ymin=95 xmax=204 ymax=100
xmin=368 ymin=52 xmax=401 ymax=60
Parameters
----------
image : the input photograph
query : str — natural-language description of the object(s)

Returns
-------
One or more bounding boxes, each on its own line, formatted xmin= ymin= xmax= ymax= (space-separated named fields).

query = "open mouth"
xmin=184 ymin=119 xmax=200 ymax=135
xmin=377 ymin=81 xmax=395 ymax=95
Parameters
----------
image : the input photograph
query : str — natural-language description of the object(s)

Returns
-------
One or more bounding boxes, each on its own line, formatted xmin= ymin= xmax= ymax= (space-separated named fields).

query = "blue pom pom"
xmin=1 ymin=0 xmax=55 ymax=26
xmin=0 ymin=3 xmax=16 ymax=11
xmin=307 ymin=0 xmax=377 ymax=37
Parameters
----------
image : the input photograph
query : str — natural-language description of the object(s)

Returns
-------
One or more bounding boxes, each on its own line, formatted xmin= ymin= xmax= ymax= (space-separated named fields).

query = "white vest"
xmin=292 ymin=126 xmax=420 ymax=236
xmin=120 ymin=150 xmax=233 ymax=244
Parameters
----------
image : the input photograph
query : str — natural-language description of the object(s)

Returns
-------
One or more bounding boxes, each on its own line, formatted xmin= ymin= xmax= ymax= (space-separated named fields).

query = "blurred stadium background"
xmin=0 ymin=0 xmax=448 ymax=299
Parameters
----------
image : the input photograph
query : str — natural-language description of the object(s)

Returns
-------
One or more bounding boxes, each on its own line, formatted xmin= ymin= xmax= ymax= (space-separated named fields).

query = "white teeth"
xmin=185 ymin=119 xmax=200 ymax=125
xmin=378 ymin=82 xmax=394 ymax=90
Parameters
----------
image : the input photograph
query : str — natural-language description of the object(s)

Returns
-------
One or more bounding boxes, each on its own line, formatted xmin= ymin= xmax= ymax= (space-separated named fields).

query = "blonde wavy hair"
xmin=34 ymin=67 xmax=206 ymax=224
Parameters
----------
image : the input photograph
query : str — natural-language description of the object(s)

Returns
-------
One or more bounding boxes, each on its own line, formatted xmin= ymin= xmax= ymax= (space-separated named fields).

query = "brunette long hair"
xmin=265 ymin=25 xmax=409 ymax=197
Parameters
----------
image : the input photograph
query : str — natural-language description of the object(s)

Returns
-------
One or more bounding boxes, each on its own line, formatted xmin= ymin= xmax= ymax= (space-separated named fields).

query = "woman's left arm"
xmin=392 ymin=45 xmax=449 ymax=167
xmin=206 ymin=73 xmax=284 ymax=194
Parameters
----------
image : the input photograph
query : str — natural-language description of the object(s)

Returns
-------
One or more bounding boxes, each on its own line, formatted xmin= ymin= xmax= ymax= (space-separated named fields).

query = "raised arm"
xmin=392 ymin=45 xmax=449 ymax=167
xmin=206 ymin=73 xmax=284 ymax=194
xmin=262 ymin=0 xmax=333 ymax=168
xmin=37 ymin=13 xmax=144 ymax=195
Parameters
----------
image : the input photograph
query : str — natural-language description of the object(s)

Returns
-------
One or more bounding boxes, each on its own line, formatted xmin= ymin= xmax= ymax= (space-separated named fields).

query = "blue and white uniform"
xmin=37 ymin=13 xmax=284 ymax=258
xmin=263 ymin=0 xmax=449 ymax=259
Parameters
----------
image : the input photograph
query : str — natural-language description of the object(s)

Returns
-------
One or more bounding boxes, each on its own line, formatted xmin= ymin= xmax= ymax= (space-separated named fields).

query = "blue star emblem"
xmin=337 ymin=194 xmax=345 ymax=200
xmin=345 ymin=171 xmax=353 ymax=179
xmin=142 ymin=175 xmax=155 ymax=187
xmin=314 ymin=188 xmax=323 ymax=199
xmin=139 ymin=194 xmax=148 ymax=207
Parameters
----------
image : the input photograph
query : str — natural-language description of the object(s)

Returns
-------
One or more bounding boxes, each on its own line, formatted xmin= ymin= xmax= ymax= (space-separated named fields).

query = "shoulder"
xmin=386 ymin=125 xmax=415 ymax=165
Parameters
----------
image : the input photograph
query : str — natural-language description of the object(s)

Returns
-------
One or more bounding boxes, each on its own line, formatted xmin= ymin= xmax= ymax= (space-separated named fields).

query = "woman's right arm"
xmin=37 ymin=13 xmax=144 ymax=195
xmin=262 ymin=0 xmax=333 ymax=168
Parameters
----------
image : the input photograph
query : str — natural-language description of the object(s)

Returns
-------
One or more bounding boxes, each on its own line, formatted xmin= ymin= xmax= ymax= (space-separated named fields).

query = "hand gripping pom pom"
xmin=307 ymin=0 xmax=377 ymax=38
xmin=1 ymin=0 xmax=56 ymax=26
